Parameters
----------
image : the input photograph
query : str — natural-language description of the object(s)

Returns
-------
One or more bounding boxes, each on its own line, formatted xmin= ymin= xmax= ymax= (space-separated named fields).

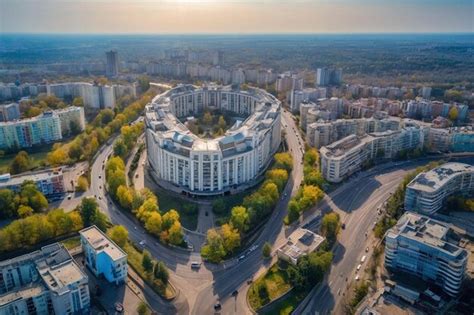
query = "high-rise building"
xmin=385 ymin=212 xmax=468 ymax=296
xmin=0 ymin=103 xmax=20 ymax=122
xmin=105 ymin=50 xmax=119 ymax=78
xmin=0 ymin=243 xmax=90 ymax=314
xmin=405 ymin=162 xmax=474 ymax=215
xmin=316 ymin=68 xmax=342 ymax=86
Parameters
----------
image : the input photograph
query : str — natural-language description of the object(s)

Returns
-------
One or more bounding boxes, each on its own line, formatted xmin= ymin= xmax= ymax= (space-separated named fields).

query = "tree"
xmin=0 ymin=189 xmax=18 ymax=219
xmin=20 ymin=181 xmax=48 ymax=212
xmin=262 ymin=242 xmax=272 ymax=258
xmin=107 ymin=169 xmax=126 ymax=197
xmin=230 ymin=206 xmax=249 ymax=232
xmin=145 ymin=212 xmax=162 ymax=236
xmin=108 ymin=225 xmax=128 ymax=248
xmin=448 ymin=106 xmax=459 ymax=121
xmin=137 ymin=198 xmax=159 ymax=222
xmin=113 ymin=139 xmax=128 ymax=158
xmin=10 ymin=151 xmax=31 ymax=174
xmin=117 ymin=185 xmax=133 ymax=210
xmin=162 ymin=210 xmax=180 ymax=231
xmin=273 ymin=152 xmax=293 ymax=172
xmin=76 ymin=176 xmax=88 ymax=192
xmin=72 ymin=97 xmax=84 ymax=107
xmin=201 ymin=229 xmax=226 ymax=263
xmin=142 ymin=250 xmax=153 ymax=273
xmin=137 ymin=301 xmax=149 ymax=315
xmin=321 ymin=212 xmax=340 ymax=245
xmin=212 ymin=198 xmax=227 ymax=215
xmin=69 ymin=120 xmax=82 ymax=135
xmin=68 ymin=141 xmax=83 ymax=161
xmin=266 ymin=169 xmax=289 ymax=192
xmin=221 ymin=224 xmax=240 ymax=253
xmin=138 ymin=75 xmax=151 ymax=92
xmin=168 ymin=221 xmax=183 ymax=245
xmin=218 ymin=115 xmax=227 ymax=129
xmin=154 ymin=261 xmax=169 ymax=284
xmin=304 ymin=148 xmax=319 ymax=167
xmin=47 ymin=148 xmax=69 ymax=166
xmin=202 ymin=111 xmax=213 ymax=125
xmin=18 ymin=205 xmax=34 ymax=218
xmin=79 ymin=197 xmax=98 ymax=226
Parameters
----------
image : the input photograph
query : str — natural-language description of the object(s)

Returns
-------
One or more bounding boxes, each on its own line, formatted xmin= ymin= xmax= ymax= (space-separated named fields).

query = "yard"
xmin=153 ymin=188 xmax=198 ymax=231
xmin=247 ymin=262 xmax=293 ymax=311
xmin=0 ymin=145 xmax=53 ymax=174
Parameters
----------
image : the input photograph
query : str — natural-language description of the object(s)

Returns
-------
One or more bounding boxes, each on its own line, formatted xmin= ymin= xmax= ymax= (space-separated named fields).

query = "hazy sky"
xmin=0 ymin=0 xmax=472 ymax=34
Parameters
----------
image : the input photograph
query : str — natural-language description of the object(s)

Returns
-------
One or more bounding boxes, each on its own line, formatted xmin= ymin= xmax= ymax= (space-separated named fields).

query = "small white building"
xmin=80 ymin=226 xmax=128 ymax=285
xmin=277 ymin=228 xmax=325 ymax=265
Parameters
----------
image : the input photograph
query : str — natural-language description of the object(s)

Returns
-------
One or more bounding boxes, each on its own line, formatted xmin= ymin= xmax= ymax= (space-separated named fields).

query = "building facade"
xmin=0 ymin=168 xmax=66 ymax=198
xmin=80 ymin=226 xmax=128 ymax=285
xmin=0 ymin=243 xmax=90 ymax=315
xmin=146 ymin=84 xmax=281 ymax=196
xmin=105 ymin=50 xmax=119 ymax=78
xmin=385 ymin=212 xmax=468 ymax=296
xmin=405 ymin=163 xmax=474 ymax=215
xmin=0 ymin=103 xmax=20 ymax=122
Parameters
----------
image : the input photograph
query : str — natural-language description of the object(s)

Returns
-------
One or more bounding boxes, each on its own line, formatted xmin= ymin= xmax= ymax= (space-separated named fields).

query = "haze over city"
xmin=1 ymin=0 xmax=473 ymax=34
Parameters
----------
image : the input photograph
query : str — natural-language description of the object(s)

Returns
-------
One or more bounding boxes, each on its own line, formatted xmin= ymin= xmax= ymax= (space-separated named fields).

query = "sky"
xmin=0 ymin=0 xmax=472 ymax=34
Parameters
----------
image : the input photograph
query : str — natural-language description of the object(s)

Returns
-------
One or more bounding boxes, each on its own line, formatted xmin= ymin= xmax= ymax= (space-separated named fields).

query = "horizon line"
xmin=1 ymin=32 xmax=473 ymax=36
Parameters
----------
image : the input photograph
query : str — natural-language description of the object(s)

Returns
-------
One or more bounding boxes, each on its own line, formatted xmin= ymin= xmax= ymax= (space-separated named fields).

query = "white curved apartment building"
xmin=405 ymin=162 xmax=474 ymax=215
xmin=385 ymin=212 xmax=468 ymax=296
xmin=145 ymin=84 xmax=281 ymax=196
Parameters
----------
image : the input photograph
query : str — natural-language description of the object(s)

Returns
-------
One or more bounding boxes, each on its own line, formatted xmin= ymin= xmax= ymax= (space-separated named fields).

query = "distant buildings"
xmin=406 ymin=99 xmax=468 ymax=122
xmin=0 ymin=103 xmax=20 ymax=122
xmin=385 ymin=212 xmax=468 ymax=296
xmin=0 ymin=106 xmax=85 ymax=150
xmin=320 ymin=121 xmax=427 ymax=183
xmin=316 ymin=68 xmax=342 ymax=86
xmin=0 ymin=243 xmax=90 ymax=314
xmin=289 ymin=88 xmax=326 ymax=112
xmin=80 ymin=226 xmax=128 ymax=285
xmin=105 ymin=50 xmax=119 ymax=78
xmin=277 ymin=228 xmax=325 ymax=265
xmin=405 ymin=163 xmax=474 ymax=215
xmin=275 ymin=72 xmax=303 ymax=93
xmin=0 ymin=168 xmax=66 ymax=198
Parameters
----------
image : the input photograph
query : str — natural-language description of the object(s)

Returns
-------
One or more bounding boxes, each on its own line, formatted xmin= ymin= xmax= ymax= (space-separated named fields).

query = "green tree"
xmin=154 ymin=261 xmax=169 ymax=284
xmin=138 ymin=75 xmax=151 ymax=92
xmin=162 ymin=209 xmax=180 ymax=231
xmin=137 ymin=301 xmax=149 ymax=315
xmin=10 ymin=151 xmax=31 ymax=174
xmin=19 ymin=181 xmax=48 ymax=212
xmin=448 ymin=106 xmax=459 ymax=121
xmin=17 ymin=205 xmax=34 ymax=218
xmin=107 ymin=225 xmax=128 ymax=248
xmin=142 ymin=250 xmax=153 ymax=273
xmin=201 ymin=229 xmax=226 ymax=263
xmin=117 ymin=185 xmax=133 ymax=210
xmin=72 ymin=97 xmax=84 ymax=107
xmin=218 ymin=115 xmax=227 ymax=129
xmin=76 ymin=176 xmax=88 ymax=192
xmin=79 ymin=197 xmax=99 ymax=226
xmin=0 ymin=189 xmax=18 ymax=219
xmin=113 ymin=139 xmax=128 ymax=158
xmin=230 ymin=206 xmax=249 ymax=232
xmin=212 ymin=198 xmax=227 ymax=215
xmin=69 ymin=120 xmax=82 ymax=135
xmin=265 ymin=168 xmax=289 ymax=192
xmin=262 ymin=242 xmax=272 ymax=258
xmin=202 ymin=111 xmax=213 ymax=125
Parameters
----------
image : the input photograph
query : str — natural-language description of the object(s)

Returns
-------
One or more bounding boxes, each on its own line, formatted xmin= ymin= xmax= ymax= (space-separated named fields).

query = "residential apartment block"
xmin=385 ymin=212 xmax=468 ymax=296
xmin=0 ymin=106 xmax=85 ymax=150
xmin=405 ymin=163 xmax=474 ymax=215
xmin=0 ymin=243 xmax=90 ymax=314
xmin=80 ymin=226 xmax=128 ymax=285
xmin=0 ymin=168 xmax=66 ymax=198
xmin=0 ymin=103 xmax=20 ymax=122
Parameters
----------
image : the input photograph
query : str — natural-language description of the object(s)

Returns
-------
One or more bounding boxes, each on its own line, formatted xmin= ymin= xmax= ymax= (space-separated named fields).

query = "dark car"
xmin=214 ymin=303 xmax=221 ymax=311
xmin=341 ymin=223 xmax=346 ymax=229
xmin=231 ymin=290 xmax=238 ymax=297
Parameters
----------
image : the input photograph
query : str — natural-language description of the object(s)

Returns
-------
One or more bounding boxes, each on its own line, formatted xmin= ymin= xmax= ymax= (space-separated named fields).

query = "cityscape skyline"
xmin=1 ymin=0 xmax=472 ymax=34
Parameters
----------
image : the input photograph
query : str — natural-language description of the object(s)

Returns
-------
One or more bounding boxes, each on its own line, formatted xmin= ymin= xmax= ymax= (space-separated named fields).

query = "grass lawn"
xmin=60 ymin=236 xmax=81 ymax=250
xmin=0 ymin=146 xmax=52 ymax=174
xmin=248 ymin=263 xmax=293 ymax=311
xmin=261 ymin=290 xmax=306 ymax=315
xmin=154 ymin=188 xmax=198 ymax=231
xmin=124 ymin=242 xmax=175 ymax=299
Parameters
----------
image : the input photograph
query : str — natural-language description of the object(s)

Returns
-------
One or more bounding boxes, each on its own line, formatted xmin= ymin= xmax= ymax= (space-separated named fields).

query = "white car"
xmin=355 ymin=275 xmax=360 ymax=281
xmin=356 ymin=264 xmax=362 ymax=271
xmin=139 ymin=240 xmax=146 ymax=246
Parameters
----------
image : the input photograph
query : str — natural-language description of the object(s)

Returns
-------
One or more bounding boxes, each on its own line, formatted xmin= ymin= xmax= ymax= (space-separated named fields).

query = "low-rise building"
xmin=277 ymin=228 xmax=326 ymax=265
xmin=54 ymin=106 xmax=86 ymax=137
xmin=405 ymin=163 xmax=474 ymax=215
xmin=80 ymin=226 xmax=128 ymax=285
xmin=0 ymin=243 xmax=90 ymax=314
xmin=0 ymin=168 xmax=65 ymax=198
xmin=385 ymin=212 xmax=468 ymax=296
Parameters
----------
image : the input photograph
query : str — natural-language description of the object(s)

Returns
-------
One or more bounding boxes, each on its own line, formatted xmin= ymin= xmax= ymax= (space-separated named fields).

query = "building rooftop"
xmin=278 ymin=228 xmax=325 ymax=262
xmin=386 ymin=212 xmax=467 ymax=259
xmin=0 ymin=283 xmax=46 ymax=307
xmin=320 ymin=134 xmax=373 ymax=158
xmin=407 ymin=162 xmax=474 ymax=193
xmin=0 ymin=167 xmax=63 ymax=188
xmin=80 ymin=225 xmax=127 ymax=261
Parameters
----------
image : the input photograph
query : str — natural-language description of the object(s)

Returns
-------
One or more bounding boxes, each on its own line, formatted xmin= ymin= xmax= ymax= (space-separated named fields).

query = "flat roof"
xmin=80 ymin=225 xmax=127 ymax=261
xmin=0 ymin=283 xmax=46 ymax=306
xmin=278 ymin=228 xmax=325 ymax=261
xmin=407 ymin=162 xmax=474 ymax=193
xmin=0 ymin=168 xmax=63 ymax=187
